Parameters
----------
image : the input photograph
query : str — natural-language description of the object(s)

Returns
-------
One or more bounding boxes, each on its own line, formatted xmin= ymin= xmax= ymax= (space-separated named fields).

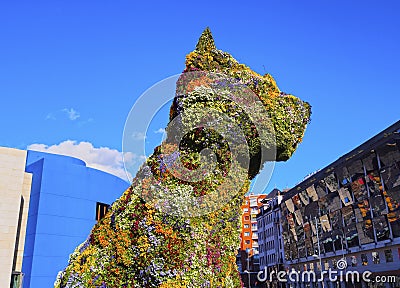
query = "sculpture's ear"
xmin=195 ymin=27 xmax=216 ymax=52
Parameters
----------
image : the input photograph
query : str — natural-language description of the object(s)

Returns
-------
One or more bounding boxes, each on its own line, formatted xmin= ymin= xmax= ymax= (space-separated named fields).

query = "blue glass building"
xmin=21 ymin=150 xmax=129 ymax=288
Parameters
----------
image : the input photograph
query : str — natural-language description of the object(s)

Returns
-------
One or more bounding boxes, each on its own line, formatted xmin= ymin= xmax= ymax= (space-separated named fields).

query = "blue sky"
xmin=1 ymin=1 xmax=399 ymax=191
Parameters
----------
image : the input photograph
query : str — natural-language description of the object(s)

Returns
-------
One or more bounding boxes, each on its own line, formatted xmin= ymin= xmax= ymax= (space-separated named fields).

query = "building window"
xmin=351 ymin=256 xmax=357 ymax=267
xmin=323 ymin=260 xmax=329 ymax=270
xmin=361 ymin=254 xmax=368 ymax=266
xmin=372 ymin=252 xmax=380 ymax=264
xmin=244 ymin=232 xmax=250 ymax=236
xmin=317 ymin=261 xmax=322 ymax=271
xmin=384 ymin=249 xmax=393 ymax=262
xmin=244 ymin=224 xmax=249 ymax=229
xmin=245 ymin=240 xmax=250 ymax=244
xmin=244 ymin=208 xmax=249 ymax=212
xmin=96 ymin=202 xmax=109 ymax=221
xmin=244 ymin=216 xmax=249 ymax=221
xmin=332 ymin=259 xmax=338 ymax=269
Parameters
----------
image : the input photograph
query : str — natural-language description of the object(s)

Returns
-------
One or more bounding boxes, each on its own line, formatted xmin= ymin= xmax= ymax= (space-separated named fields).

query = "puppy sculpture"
xmin=55 ymin=28 xmax=311 ymax=288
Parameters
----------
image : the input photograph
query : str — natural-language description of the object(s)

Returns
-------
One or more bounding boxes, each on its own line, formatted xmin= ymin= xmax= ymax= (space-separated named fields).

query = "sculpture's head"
xmin=166 ymin=28 xmax=311 ymax=180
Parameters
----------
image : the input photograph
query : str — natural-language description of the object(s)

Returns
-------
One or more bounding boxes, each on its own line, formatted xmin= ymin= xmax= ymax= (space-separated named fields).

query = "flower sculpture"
xmin=55 ymin=28 xmax=311 ymax=288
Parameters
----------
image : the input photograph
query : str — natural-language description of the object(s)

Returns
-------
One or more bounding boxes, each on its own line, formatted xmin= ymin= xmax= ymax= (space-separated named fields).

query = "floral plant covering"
xmin=55 ymin=28 xmax=311 ymax=288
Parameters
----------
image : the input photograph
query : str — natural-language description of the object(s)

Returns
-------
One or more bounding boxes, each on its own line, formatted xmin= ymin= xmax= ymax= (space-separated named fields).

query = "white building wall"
xmin=0 ymin=147 xmax=31 ymax=288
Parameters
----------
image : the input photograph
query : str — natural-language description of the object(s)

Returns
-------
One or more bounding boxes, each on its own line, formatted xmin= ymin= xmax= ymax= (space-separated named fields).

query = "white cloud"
xmin=45 ymin=108 xmax=83 ymax=121
xmin=27 ymin=140 xmax=146 ymax=182
xmin=131 ymin=131 xmax=146 ymax=141
xmin=45 ymin=113 xmax=56 ymax=120
xmin=154 ymin=128 xmax=165 ymax=134
xmin=62 ymin=108 xmax=80 ymax=120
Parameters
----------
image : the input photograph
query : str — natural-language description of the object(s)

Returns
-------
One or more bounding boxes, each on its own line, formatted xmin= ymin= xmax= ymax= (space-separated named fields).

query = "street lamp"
xmin=312 ymin=217 xmax=329 ymax=288
xmin=336 ymin=234 xmax=345 ymax=259
xmin=245 ymin=248 xmax=254 ymax=288
xmin=336 ymin=232 xmax=349 ymax=274
xmin=243 ymin=270 xmax=251 ymax=288
xmin=312 ymin=217 xmax=327 ymax=270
